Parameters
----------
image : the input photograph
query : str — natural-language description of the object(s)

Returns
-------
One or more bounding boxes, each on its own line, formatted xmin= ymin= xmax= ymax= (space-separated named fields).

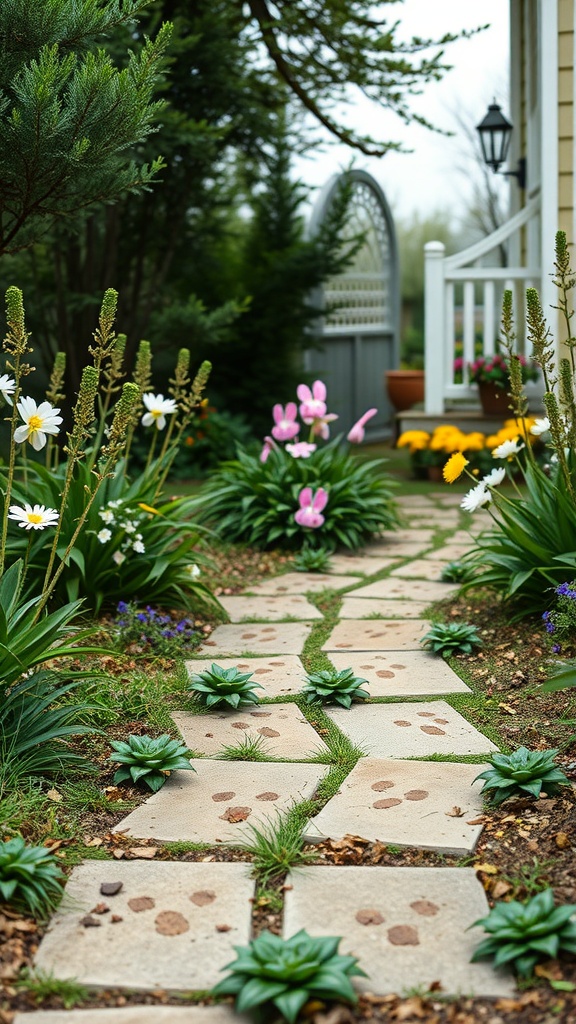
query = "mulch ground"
xmin=2 ymin=564 xmax=576 ymax=1022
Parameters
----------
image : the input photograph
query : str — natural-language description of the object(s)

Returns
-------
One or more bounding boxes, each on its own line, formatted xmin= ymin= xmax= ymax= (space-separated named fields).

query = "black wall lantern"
xmin=476 ymin=102 xmax=526 ymax=189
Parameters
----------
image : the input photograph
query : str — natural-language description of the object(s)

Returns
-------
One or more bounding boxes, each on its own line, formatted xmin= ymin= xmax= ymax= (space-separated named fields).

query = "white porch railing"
xmin=423 ymin=196 xmax=541 ymax=415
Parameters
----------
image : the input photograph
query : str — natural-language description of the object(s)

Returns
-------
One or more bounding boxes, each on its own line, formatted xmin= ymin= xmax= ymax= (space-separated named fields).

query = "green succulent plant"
xmin=421 ymin=621 xmax=482 ymax=657
xmin=188 ymin=663 xmax=263 ymax=709
xmin=471 ymin=888 xmax=576 ymax=978
xmin=441 ymin=560 xmax=475 ymax=583
xmin=109 ymin=734 xmax=195 ymax=792
xmin=301 ymin=667 xmax=370 ymax=708
xmin=473 ymin=747 xmax=570 ymax=806
xmin=0 ymin=837 xmax=66 ymax=919
xmin=293 ymin=546 xmax=332 ymax=572
xmin=212 ymin=928 xmax=366 ymax=1023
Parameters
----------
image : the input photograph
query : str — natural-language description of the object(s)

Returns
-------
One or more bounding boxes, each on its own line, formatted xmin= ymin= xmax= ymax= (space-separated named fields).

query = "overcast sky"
xmin=294 ymin=0 xmax=510 ymax=224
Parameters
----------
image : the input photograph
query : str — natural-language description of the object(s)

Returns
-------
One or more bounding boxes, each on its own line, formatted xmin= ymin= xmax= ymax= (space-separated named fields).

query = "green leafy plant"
xmin=188 ymin=663 xmax=263 ymax=709
xmin=212 ymin=928 xmax=365 ymax=1022
xmin=191 ymin=438 xmax=399 ymax=552
xmin=471 ymin=889 xmax=576 ymax=978
xmin=294 ymin=545 xmax=333 ymax=572
xmin=16 ymin=969 xmax=89 ymax=1010
xmin=0 ymin=837 xmax=65 ymax=919
xmin=301 ymin=667 xmax=370 ymax=708
xmin=441 ymin=560 xmax=476 ymax=583
xmin=109 ymin=734 xmax=195 ymax=793
xmin=473 ymin=747 xmax=570 ymax=805
xmin=420 ymin=621 xmax=482 ymax=657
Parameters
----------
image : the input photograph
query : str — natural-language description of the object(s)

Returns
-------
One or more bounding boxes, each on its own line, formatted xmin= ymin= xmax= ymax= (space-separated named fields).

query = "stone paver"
xmin=351 ymin=577 xmax=459 ymax=601
xmin=198 ymin=622 xmax=313 ymax=656
xmin=327 ymin=554 xmax=400 ymax=575
xmin=429 ymin=491 xmax=470 ymax=506
xmin=113 ymin=760 xmax=327 ymax=843
xmin=15 ymin=1009 xmax=247 ymax=1023
xmin=283 ymin=865 xmax=513 ymax=997
xmin=363 ymin=542 xmax=433 ymax=558
xmin=173 ymin=703 xmax=327 ymax=759
xmin=324 ymin=700 xmax=498 ymax=757
xmin=390 ymin=559 xmax=448 ymax=580
xmin=396 ymin=496 xmax=437 ymax=507
xmin=34 ymin=861 xmax=253 ymax=991
xmin=423 ymin=545 xmax=472 ymax=561
xmin=374 ymin=529 xmax=437 ymax=544
xmin=304 ymin=757 xmax=486 ymax=853
xmin=185 ymin=656 xmax=306 ymax=697
xmin=322 ymin=619 xmax=431 ymax=652
xmin=218 ymin=594 xmax=322 ymax=622
xmin=327 ymin=652 xmax=470 ymax=696
xmin=246 ymin=572 xmax=362 ymax=595
xmin=339 ymin=597 xmax=433 ymax=619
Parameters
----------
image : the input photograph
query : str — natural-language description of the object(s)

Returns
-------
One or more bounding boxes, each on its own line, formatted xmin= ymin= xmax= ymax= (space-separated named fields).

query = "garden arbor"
xmin=306 ymin=170 xmax=400 ymax=440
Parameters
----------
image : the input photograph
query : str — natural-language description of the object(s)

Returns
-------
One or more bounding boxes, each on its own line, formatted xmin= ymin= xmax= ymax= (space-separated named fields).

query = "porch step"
xmin=397 ymin=404 xmax=545 ymax=435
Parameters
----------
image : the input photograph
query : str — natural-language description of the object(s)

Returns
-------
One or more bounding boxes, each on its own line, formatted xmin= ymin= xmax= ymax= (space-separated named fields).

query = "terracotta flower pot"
xmin=477 ymin=381 xmax=511 ymax=416
xmin=385 ymin=370 xmax=425 ymax=412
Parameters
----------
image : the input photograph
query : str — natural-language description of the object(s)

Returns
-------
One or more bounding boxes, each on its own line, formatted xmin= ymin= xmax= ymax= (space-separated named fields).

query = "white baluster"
xmin=424 ymin=241 xmax=446 ymax=414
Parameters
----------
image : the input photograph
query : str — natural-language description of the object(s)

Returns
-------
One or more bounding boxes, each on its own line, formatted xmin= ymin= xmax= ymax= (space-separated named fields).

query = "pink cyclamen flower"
xmin=260 ymin=436 xmax=275 ymax=463
xmin=347 ymin=407 xmax=377 ymax=444
xmin=271 ymin=402 xmax=299 ymax=442
xmin=294 ymin=486 xmax=328 ymax=529
xmin=311 ymin=412 xmax=338 ymax=440
xmin=286 ymin=441 xmax=317 ymax=459
xmin=297 ymin=380 xmax=327 ymax=423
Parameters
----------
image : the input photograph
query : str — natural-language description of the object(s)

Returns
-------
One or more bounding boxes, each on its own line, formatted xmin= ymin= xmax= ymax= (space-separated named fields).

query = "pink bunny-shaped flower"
xmin=271 ymin=402 xmax=299 ymax=441
xmin=294 ymin=486 xmax=328 ymax=529
xmin=297 ymin=380 xmax=327 ymax=423
xmin=347 ymin=407 xmax=377 ymax=444
xmin=260 ymin=436 xmax=275 ymax=463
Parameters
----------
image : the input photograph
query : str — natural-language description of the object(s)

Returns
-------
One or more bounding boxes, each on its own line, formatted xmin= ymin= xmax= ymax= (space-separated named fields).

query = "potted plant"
xmin=468 ymin=353 xmax=539 ymax=415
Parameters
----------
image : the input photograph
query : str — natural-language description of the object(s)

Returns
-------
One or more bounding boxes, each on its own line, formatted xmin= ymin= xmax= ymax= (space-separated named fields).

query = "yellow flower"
xmin=443 ymin=452 xmax=469 ymax=483
xmin=462 ymin=432 xmax=485 ymax=452
xmin=138 ymin=503 xmax=160 ymax=515
xmin=397 ymin=430 xmax=430 ymax=453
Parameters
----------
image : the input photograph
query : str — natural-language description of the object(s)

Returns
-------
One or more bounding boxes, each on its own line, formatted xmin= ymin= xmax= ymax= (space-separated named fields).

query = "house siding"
xmin=558 ymin=0 xmax=573 ymax=238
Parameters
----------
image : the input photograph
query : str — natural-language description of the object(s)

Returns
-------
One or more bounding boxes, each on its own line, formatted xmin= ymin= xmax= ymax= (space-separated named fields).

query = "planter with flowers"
xmin=468 ymin=353 xmax=539 ymax=415
xmin=192 ymin=381 xmax=400 ymax=551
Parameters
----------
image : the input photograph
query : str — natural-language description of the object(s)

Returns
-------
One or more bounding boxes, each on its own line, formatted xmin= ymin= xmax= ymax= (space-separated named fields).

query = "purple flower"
xmin=552 ymin=643 xmax=561 ymax=653
xmin=545 ymin=621 xmax=556 ymax=634
xmin=136 ymin=612 xmax=147 ymax=623
xmin=117 ymin=601 xmax=129 ymax=613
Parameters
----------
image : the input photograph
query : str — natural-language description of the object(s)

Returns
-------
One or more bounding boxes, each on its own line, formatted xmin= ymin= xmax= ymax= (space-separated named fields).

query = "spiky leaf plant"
xmin=441 ymin=560 xmax=475 ymax=583
xmin=188 ymin=664 xmax=263 ymax=709
xmin=471 ymin=889 xmax=576 ymax=978
xmin=212 ymin=929 xmax=366 ymax=1023
xmin=0 ymin=837 xmax=65 ymax=919
xmin=293 ymin=546 xmax=332 ymax=572
xmin=421 ymin=621 xmax=482 ymax=657
xmin=109 ymin=734 xmax=195 ymax=792
xmin=301 ymin=668 xmax=370 ymax=708
xmin=473 ymin=747 xmax=570 ymax=805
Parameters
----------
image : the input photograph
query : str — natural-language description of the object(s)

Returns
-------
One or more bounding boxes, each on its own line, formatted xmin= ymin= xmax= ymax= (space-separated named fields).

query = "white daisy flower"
xmin=492 ymin=438 xmax=524 ymax=459
xmin=132 ymin=539 xmax=145 ymax=553
xmin=461 ymin=484 xmax=491 ymax=513
xmin=8 ymin=503 xmax=59 ymax=530
xmin=482 ymin=467 xmax=506 ymax=488
xmin=141 ymin=393 xmax=178 ymax=431
xmin=530 ymin=417 xmax=550 ymax=436
xmin=97 ymin=528 xmax=112 ymax=543
xmin=99 ymin=509 xmax=115 ymax=524
xmin=14 ymin=397 xmax=63 ymax=451
xmin=122 ymin=521 xmax=137 ymax=534
xmin=187 ymin=563 xmax=201 ymax=578
xmin=0 ymin=373 xmax=16 ymax=405
xmin=112 ymin=550 xmax=126 ymax=565
xmin=108 ymin=500 xmax=123 ymax=509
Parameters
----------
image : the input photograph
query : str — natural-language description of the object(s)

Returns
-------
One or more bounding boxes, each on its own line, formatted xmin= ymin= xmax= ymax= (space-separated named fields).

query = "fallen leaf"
xmin=555 ymin=832 xmax=571 ymax=849
xmin=111 ymin=915 xmax=123 ymax=923
xmin=498 ymin=703 xmax=517 ymax=715
xmin=79 ymin=915 xmax=101 ymax=928
xmin=466 ymin=816 xmax=487 ymax=826
xmin=128 ymin=847 xmax=158 ymax=859
xmin=90 ymin=903 xmax=110 ymax=915
xmin=390 ymin=996 xmax=427 ymax=1019
xmin=215 ymin=923 xmax=232 ymax=932
xmin=112 ymin=849 xmax=125 ymax=859
xmin=219 ymin=806 xmax=251 ymax=823
xmin=474 ymin=862 xmax=498 ymax=875
xmin=491 ymin=880 xmax=513 ymax=899
xmin=534 ymin=961 xmax=564 ymax=980
xmin=445 ymin=806 xmax=464 ymax=817
xmin=85 ymin=837 xmax=103 ymax=848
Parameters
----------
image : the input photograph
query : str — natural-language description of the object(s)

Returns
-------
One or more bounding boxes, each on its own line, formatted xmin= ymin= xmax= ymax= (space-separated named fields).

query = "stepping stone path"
xmin=33 ymin=492 xmax=516 ymax=1008
xmin=14 ymin=1010 xmax=244 ymax=1024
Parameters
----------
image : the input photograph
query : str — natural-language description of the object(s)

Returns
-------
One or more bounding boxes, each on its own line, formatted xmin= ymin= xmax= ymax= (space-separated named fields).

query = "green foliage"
xmin=109 ymin=734 xmax=195 ymax=792
xmin=294 ymin=545 xmax=333 ymax=573
xmin=0 ymin=0 xmax=170 ymax=256
xmin=238 ymin=812 xmax=316 ymax=885
xmin=420 ymin=621 xmax=482 ymax=656
xmin=471 ymin=889 xmax=576 ymax=978
xmin=17 ymin=969 xmax=89 ymax=1010
xmin=441 ymin=560 xmax=476 ymax=583
xmin=301 ymin=668 xmax=370 ymax=708
xmin=212 ymin=928 xmax=365 ymax=1023
xmin=0 ymin=837 xmax=65 ymax=918
xmin=543 ymin=659 xmax=576 ymax=693
xmin=188 ymin=664 xmax=263 ymax=710
xmin=473 ymin=748 xmax=570 ymax=806
xmin=194 ymin=439 xmax=399 ymax=552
